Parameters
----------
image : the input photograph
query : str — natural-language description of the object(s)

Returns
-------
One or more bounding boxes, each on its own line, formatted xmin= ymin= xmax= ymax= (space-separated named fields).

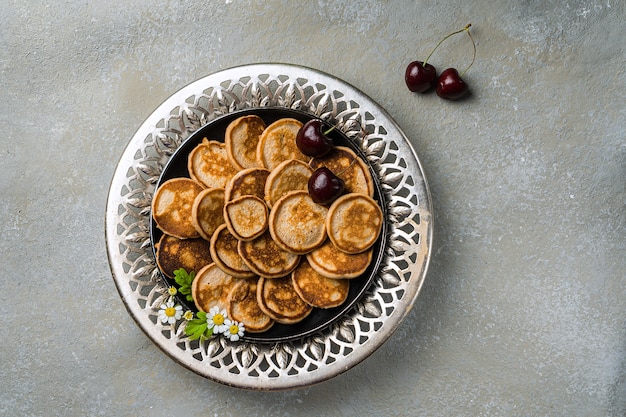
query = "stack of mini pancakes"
xmin=151 ymin=115 xmax=383 ymax=334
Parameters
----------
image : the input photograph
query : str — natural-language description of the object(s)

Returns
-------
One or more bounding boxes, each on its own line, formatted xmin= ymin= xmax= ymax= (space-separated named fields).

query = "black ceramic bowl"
xmin=150 ymin=107 xmax=387 ymax=343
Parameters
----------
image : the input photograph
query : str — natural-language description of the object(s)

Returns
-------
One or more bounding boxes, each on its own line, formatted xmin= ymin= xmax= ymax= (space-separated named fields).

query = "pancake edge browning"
xmin=237 ymin=231 xmax=301 ymax=279
xmin=223 ymin=195 xmax=269 ymax=241
xmin=257 ymin=276 xmax=313 ymax=324
xmin=292 ymin=257 xmax=350 ymax=309
xmin=326 ymin=193 xmax=383 ymax=254
xmin=188 ymin=139 xmax=239 ymax=189
xmin=210 ymin=224 xmax=256 ymax=278
xmin=264 ymin=158 xmax=313 ymax=207
xmin=306 ymin=239 xmax=373 ymax=279
xmin=224 ymin=167 xmax=271 ymax=202
xmin=226 ymin=278 xmax=274 ymax=333
xmin=190 ymin=262 xmax=238 ymax=313
xmin=191 ymin=187 xmax=225 ymax=241
xmin=224 ymin=115 xmax=267 ymax=171
xmin=152 ymin=177 xmax=205 ymax=239
xmin=309 ymin=146 xmax=374 ymax=197
xmin=155 ymin=234 xmax=213 ymax=279
xmin=269 ymin=190 xmax=328 ymax=255
xmin=256 ymin=118 xmax=309 ymax=171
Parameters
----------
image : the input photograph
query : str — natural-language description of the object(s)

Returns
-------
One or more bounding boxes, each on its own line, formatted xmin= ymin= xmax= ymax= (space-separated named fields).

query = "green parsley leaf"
xmin=185 ymin=313 xmax=213 ymax=341
xmin=173 ymin=268 xmax=195 ymax=302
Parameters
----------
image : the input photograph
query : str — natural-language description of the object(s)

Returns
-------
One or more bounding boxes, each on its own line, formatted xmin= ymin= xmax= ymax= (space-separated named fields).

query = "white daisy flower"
xmin=224 ymin=319 xmax=245 ymax=342
xmin=158 ymin=300 xmax=183 ymax=325
xmin=207 ymin=306 xmax=228 ymax=334
xmin=167 ymin=286 xmax=178 ymax=296
xmin=183 ymin=310 xmax=194 ymax=321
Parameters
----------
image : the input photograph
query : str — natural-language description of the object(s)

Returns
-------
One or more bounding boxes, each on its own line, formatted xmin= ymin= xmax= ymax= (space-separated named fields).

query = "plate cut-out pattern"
xmin=106 ymin=64 xmax=432 ymax=390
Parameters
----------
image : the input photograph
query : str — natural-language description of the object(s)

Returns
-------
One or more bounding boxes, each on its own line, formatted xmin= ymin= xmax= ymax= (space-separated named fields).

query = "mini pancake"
xmin=257 ymin=276 xmax=313 ymax=324
xmin=309 ymin=146 xmax=374 ymax=197
xmin=188 ymin=138 xmax=239 ymax=189
xmin=238 ymin=230 xmax=300 ymax=279
xmin=152 ymin=178 xmax=204 ymax=239
xmin=155 ymin=234 xmax=213 ymax=278
xmin=264 ymin=159 xmax=313 ymax=207
xmin=191 ymin=187 xmax=225 ymax=241
xmin=256 ymin=118 xmax=310 ymax=171
xmin=223 ymin=195 xmax=269 ymax=241
xmin=306 ymin=239 xmax=373 ymax=279
xmin=224 ymin=167 xmax=270 ymax=202
xmin=269 ymin=190 xmax=327 ymax=255
xmin=191 ymin=263 xmax=238 ymax=313
xmin=226 ymin=278 xmax=274 ymax=333
xmin=326 ymin=193 xmax=383 ymax=254
xmin=292 ymin=257 xmax=350 ymax=309
xmin=225 ymin=115 xmax=267 ymax=170
xmin=210 ymin=224 xmax=256 ymax=278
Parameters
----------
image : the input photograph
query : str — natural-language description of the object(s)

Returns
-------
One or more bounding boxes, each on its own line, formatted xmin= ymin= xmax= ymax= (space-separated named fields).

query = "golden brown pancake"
xmin=188 ymin=138 xmax=239 ymax=189
xmin=292 ymin=257 xmax=350 ymax=309
xmin=191 ymin=263 xmax=238 ymax=313
xmin=224 ymin=167 xmax=270 ymax=202
xmin=264 ymin=159 xmax=313 ymax=207
xmin=152 ymin=178 xmax=204 ymax=239
xmin=238 ymin=230 xmax=300 ymax=279
xmin=225 ymin=115 xmax=267 ymax=170
xmin=256 ymin=118 xmax=310 ymax=171
xmin=269 ymin=190 xmax=327 ymax=255
xmin=210 ymin=224 xmax=256 ymax=278
xmin=155 ymin=234 xmax=213 ymax=278
xmin=309 ymin=146 xmax=374 ymax=197
xmin=326 ymin=193 xmax=383 ymax=254
xmin=257 ymin=276 xmax=313 ymax=324
xmin=191 ymin=187 xmax=225 ymax=241
xmin=306 ymin=239 xmax=373 ymax=279
xmin=223 ymin=195 xmax=269 ymax=241
xmin=227 ymin=278 xmax=274 ymax=333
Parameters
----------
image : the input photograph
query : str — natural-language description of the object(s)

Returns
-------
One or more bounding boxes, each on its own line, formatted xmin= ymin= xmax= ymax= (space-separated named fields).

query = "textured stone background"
xmin=1 ymin=0 xmax=624 ymax=416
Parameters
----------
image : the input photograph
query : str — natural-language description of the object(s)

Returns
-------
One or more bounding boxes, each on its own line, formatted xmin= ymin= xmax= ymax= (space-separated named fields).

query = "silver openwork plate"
xmin=105 ymin=63 xmax=433 ymax=390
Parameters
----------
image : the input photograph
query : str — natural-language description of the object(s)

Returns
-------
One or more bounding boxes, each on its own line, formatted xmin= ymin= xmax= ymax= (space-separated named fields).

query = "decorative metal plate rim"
xmin=105 ymin=63 xmax=433 ymax=390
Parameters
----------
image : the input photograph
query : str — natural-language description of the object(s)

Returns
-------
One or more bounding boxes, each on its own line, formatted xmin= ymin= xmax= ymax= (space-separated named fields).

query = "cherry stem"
xmin=323 ymin=118 xmax=367 ymax=138
xmin=336 ymin=155 xmax=358 ymax=178
xmin=459 ymin=26 xmax=476 ymax=77
xmin=422 ymin=23 xmax=473 ymax=68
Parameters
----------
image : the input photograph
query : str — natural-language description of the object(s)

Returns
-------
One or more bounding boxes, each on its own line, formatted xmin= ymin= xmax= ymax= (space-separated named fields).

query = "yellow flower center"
xmin=164 ymin=306 xmax=177 ymax=317
xmin=213 ymin=314 xmax=225 ymax=326
xmin=229 ymin=324 xmax=239 ymax=335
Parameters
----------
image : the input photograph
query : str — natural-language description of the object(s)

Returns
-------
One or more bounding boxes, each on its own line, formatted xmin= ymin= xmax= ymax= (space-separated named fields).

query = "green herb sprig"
xmin=184 ymin=311 xmax=213 ymax=341
xmin=173 ymin=268 xmax=195 ymax=302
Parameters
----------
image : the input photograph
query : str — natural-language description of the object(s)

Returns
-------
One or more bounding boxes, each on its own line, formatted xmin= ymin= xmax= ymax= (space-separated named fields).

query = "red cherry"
xmin=406 ymin=24 xmax=476 ymax=99
xmin=405 ymin=61 xmax=437 ymax=93
xmin=296 ymin=119 xmax=334 ymax=157
xmin=436 ymin=68 xmax=469 ymax=100
xmin=308 ymin=167 xmax=345 ymax=205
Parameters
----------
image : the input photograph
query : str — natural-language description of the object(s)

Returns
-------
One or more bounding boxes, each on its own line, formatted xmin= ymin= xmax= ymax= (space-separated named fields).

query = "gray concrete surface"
xmin=1 ymin=0 xmax=624 ymax=416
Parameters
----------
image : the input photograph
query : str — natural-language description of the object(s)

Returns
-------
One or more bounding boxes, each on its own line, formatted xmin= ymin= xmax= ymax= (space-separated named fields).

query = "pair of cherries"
xmin=405 ymin=24 xmax=476 ymax=100
xmin=296 ymin=119 xmax=346 ymax=205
